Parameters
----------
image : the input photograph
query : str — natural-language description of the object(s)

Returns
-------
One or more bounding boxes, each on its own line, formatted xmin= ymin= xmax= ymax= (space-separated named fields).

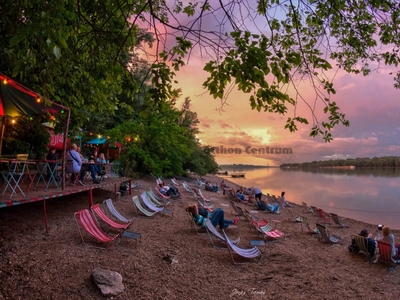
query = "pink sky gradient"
xmin=174 ymin=57 xmax=400 ymax=166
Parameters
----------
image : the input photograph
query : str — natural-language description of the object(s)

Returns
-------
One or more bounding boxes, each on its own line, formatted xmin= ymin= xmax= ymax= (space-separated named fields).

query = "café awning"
xmin=86 ymin=138 xmax=107 ymax=145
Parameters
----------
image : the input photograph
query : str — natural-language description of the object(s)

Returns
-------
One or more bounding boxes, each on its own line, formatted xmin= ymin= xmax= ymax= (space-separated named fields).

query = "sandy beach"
xmin=0 ymin=174 xmax=399 ymax=299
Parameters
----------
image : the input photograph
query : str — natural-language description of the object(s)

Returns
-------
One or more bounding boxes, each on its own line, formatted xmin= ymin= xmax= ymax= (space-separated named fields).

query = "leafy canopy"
xmin=1 ymin=1 xmax=400 ymax=142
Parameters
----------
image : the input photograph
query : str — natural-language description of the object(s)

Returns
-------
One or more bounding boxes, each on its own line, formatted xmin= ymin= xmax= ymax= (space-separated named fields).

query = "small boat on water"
xmin=217 ymin=171 xmax=228 ymax=176
xmin=231 ymin=173 xmax=245 ymax=178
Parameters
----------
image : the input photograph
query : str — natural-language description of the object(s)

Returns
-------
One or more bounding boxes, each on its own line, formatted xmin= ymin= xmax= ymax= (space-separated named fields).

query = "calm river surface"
xmin=218 ymin=167 xmax=400 ymax=229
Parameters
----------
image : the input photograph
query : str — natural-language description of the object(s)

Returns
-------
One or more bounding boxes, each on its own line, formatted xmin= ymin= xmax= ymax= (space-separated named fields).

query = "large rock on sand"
xmin=91 ymin=267 xmax=124 ymax=297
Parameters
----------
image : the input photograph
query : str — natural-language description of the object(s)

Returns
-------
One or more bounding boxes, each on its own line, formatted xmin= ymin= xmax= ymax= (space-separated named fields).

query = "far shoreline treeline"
xmin=280 ymin=156 xmax=400 ymax=169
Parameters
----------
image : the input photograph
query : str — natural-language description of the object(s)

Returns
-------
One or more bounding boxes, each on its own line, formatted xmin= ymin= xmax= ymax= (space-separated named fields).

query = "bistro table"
xmin=35 ymin=160 xmax=62 ymax=190
xmin=0 ymin=158 xmax=27 ymax=198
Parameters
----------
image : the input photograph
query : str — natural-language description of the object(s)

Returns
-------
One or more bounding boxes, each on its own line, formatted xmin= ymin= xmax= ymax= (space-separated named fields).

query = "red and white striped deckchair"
xmin=91 ymin=204 xmax=130 ymax=230
xmin=251 ymin=219 xmax=284 ymax=240
xmin=74 ymin=209 xmax=120 ymax=247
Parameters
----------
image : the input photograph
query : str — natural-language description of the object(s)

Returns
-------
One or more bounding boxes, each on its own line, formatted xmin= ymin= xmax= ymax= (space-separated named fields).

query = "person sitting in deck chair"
xmin=159 ymin=182 xmax=180 ymax=198
xmin=205 ymin=181 xmax=219 ymax=192
xmin=186 ymin=203 xmax=238 ymax=230
xmin=349 ymin=229 xmax=376 ymax=258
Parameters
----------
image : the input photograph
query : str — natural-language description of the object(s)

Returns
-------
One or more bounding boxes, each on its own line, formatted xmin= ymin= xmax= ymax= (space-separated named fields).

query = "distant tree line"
xmin=280 ymin=157 xmax=400 ymax=169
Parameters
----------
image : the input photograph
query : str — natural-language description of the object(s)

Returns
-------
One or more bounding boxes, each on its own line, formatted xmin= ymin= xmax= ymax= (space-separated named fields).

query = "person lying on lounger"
xmin=159 ymin=182 xmax=181 ymax=198
xmin=186 ymin=203 xmax=238 ymax=229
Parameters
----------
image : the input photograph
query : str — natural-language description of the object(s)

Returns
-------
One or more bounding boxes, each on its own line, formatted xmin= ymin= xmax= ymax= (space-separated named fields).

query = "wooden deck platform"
xmin=0 ymin=176 xmax=133 ymax=231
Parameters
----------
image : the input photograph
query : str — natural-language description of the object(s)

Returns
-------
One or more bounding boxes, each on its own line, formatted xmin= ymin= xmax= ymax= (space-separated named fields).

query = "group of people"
xmin=64 ymin=143 xmax=108 ymax=186
xmin=350 ymin=226 xmax=399 ymax=262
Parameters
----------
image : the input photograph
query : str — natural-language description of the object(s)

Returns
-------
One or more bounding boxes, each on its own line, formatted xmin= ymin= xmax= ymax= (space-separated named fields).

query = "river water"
xmin=218 ymin=167 xmax=400 ymax=229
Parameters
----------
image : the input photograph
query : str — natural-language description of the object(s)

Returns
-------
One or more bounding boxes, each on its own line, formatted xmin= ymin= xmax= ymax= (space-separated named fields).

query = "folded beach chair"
xmin=316 ymin=223 xmax=341 ymax=244
xmin=222 ymin=230 xmax=262 ymax=264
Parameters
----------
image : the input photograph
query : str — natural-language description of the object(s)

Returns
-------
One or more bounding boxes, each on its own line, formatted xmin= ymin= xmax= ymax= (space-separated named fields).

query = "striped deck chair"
xmin=91 ymin=204 xmax=130 ymax=230
xmin=140 ymin=192 xmax=173 ymax=218
xmin=302 ymin=202 xmax=314 ymax=214
xmin=310 ymin=206 xmax=319 ymax=216
xmin=183 ymin=181 xmax=195 ymax=193
xmin=186 ymin=211 xmax=207 ymax=235
xmin=376 ymin=240 xmax=398 ymax=271
xmin=251 ymin=220 xmax=284 ymax=241
xmin=171 ymin=178 xmax=181 ymax=186
xmin=222 ymin=230 xmax=262 ymax=264
xmin=205 ymin=219 xmax=240 ymax=249
xmin=286 ymin=208 xmax=302 ymax=222
xmin=317 ymin=208 xmax=333 ymax=225
xmin=331 ymin=213 xmax=347 ymax=228
xmin=351 ymin=234 xmax=373 ymax=263
xmin=103 ymin=198 xmax=134 ymax=224
xmin=74 ymin=209 xmax=120 ymax=248
xmin=132 ymin=195 xmax=158 ymax=217
xmin=300 ymin=216 xmax=319 ymax=234
xmin=154 ymin=186 xmax=172 ymax=200
xmin=148 ymin=188 xmax=170 ymax=206
xmin=316 ymin=223 xmax=341 ymax=244
xmin=197 ymin=189 xmax=215 ymax=204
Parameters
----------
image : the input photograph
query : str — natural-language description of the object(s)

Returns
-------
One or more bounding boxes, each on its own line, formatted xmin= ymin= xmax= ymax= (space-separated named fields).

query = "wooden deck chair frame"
xmin=351 ymin=234 xmax=372 ymax=263
xmin=330 ymin=213 xmax=347 ymax=228
xmin=197 ymin=189 xmax=215 ymax=203
xmin=140 ymin=192 xmax=173 ymax=218
xmin=222 ymin=230 xmax=262 ymax=264
xmin=302 ymin=202 xmax=314 ymax=214
xmin=300 ymin=216 xmax=319 ymax=234
xmin=132 ymin=195 xmax=158 ymax=217
xmin=309 ymin=206 xmax=319 ymax=217
xmin=317 ymin=208 xmax=333 ymax=225
xmin=186 ymin=210 xmax=207 ymax=235
xmin=74 ymin=209 xmax=120 ymax=248
xmin=103 ymin=198 xmax=134 ymax=224
xmin=205 ymin=219 xmax=240 ymax=249
xmin=376 ymin=240 xmax=398 ymax=271
xmin=183 ymin=181 xmax=194 ymax=193
xmin=316 ymin=223 xmax=342 ymax=244
xmin=229 ymin=200 xmax=240 ymax=215
xmin=286 ymin=208 xmax=302 ymax=222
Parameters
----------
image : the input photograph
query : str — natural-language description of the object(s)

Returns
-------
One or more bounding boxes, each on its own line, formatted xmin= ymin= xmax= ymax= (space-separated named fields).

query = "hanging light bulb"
xmin=3 ymin=79 xmax=7 ymax=84
xmin=11 ymin=119 xmax=16 ymax=124
xmin=36 ymin=97 xmax=41 ymax=103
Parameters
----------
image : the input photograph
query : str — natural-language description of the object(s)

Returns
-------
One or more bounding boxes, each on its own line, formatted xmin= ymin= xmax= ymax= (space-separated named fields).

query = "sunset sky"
xmin=158 ymin=3 xmax=400 ymax=167
xmin=174 ymin=58 xmax=400 ymax=166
